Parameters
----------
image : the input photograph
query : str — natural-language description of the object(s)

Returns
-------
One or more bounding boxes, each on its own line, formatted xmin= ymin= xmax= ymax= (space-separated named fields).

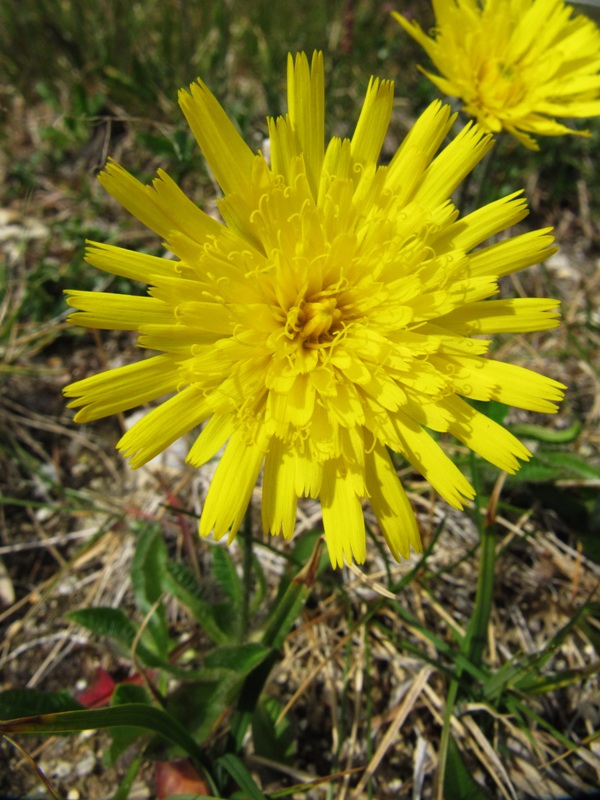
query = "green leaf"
xmin=166 ymin=681 xmax=228 ymax=748
xmin=505 ymin=695 xmax=574 ymax=751
xmin=211 ymin=601 xmax=242 ymax=642
xmin=69 ymin=606 xmax=136 ymax=644
xmin=163 ymin=559 xmax=230 ymax=644
xmin=515 ymin=664 xmax=600 ymax=696
xmin=540 ymin=450 xmax=600 ymax=480
xmin=0 ymin=689 xmax=82 ymax=719
xmin=510 ymin=449 xmax=600 ymax=484
xmin=250 ymin=553 xmax=267 ymax=615
xmin=68 ymin=607 xmax=167 ymax=669
xmin=252 ymin=696 xmax=295 ymax=764
xmin=165 ymin=643 xmax=271 ymax=747
xmin=507 ymin=457 xmax=565 ymax=483
xmin=444 ymin=735 xmax=490 ymax=800
xmin=131 ymin=523 xmax=169 ymax=655
xmin=469 ymin=399 xmax=510 ymax=426
xmin=462 ymin=520 xmax=496 ymax=670
xmin=261 ymin=551 xmax=320 ymax=651
xmin=509 ymin=420 xmax=581 ymax=443
xmin=203 ymin=642 xmax=271 ymax=674
xmin=107 ymin=683 xmax=154 ymax=765
xmin=212 ymin=546 xmax=242 ymax=609
xmin=113 ymin=683 xmax=152 ymax=706
xmin=217 ymin=753 xmax=267 ymax=800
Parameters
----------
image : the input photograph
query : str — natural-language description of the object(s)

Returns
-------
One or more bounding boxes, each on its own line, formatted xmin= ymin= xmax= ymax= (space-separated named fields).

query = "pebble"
xmin=41 ymin=759 xmax=71 ymax=779
xmin=75 ymin=753 xmax=96 ymax=777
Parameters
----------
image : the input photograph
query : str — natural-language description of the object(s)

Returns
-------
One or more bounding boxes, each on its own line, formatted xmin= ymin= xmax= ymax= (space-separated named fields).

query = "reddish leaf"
xmin=156 ymin=759 xmax=210 ymax=798
xmin=76 ymin=668 xmax=116 ymax=708
xmin=76 ymin=668 xmax=147 ymax=709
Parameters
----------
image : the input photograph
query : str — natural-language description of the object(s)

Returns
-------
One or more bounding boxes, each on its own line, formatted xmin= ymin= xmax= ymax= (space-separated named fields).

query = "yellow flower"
xmin=64 ymin=52 xmax=565 ymax=568
xmin=394 ymin=0 xmax=600 ymax=149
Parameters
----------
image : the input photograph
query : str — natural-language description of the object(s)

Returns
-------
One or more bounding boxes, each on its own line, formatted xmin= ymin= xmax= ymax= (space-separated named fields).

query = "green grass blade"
xmin=0 ymin=703 xmax=214 ymax=785
xmin=463 ymin=519 xmax=496 ymax=669
xmin=217 ymin=753 xmax=267 ymax=800
xmin=483 ymin=602 xmax=591 ymax=702
xmin=111 ymin=753 xmax=144 ymax=800
xmin=443 ymin=735 xmax=491 ymax=800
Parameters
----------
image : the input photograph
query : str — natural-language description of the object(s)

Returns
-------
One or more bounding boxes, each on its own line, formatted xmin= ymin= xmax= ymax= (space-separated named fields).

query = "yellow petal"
xmin=442 ymin=395 xmax=531 ymax=473
xmin=393 ymin=411 xmax=475 ymax=509
xmin=414 ymin=122 xmax=493 ymax=208
xmin=85 ymin=242 xmax=181 ymax=283
xmin=187 ymin=414 xmax=237 ymax=468
xmin=469 ymin=229 xmax=557 ymax=278
xmin=262 ymin=437 xmax=298 ymax=539
xmin=386 ymin=101 xmax=455 ymax=203
xmin=64 ymin=355 xmax=180 ymax=423
xmin=179 ymin=80 xmax=255 ymax=197
xmin=351 ymin=77 xmax=394 ymax=168
xmin=321 ymin=460 xmax=366 ymax=567
xmin=65 ymin=291 xmax=172 ymax=330
xmin=200 ymin=426 xmax=267 ymax=541
xmin=98 ymin=160 xmax=222 ymax=243
xmin=118 ymin=386 xmax=212 ymax=468
xmin=366 ymin=445 xmax=422 ymax=560
xmin=434 ymin=192 xmax=528 ymax=254
xmin=434 ymin=354 xmax=566 ymax=412
xmin=287 ymin=51 xmax=324 ymax=199
xmin=437 ymin=298 xmax=561 ymax=335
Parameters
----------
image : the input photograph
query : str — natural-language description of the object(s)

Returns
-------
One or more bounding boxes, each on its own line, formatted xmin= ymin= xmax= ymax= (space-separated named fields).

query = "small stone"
xmin=75 ymin=753 xmax=96 ymax=777
xmin=43 ymin=759 xmax=71 ymax=779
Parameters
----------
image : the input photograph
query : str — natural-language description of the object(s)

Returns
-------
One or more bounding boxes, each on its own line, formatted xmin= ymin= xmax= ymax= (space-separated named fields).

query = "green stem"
xmin=459 ymin=133 xmax=505 ymax=214
xmin=463 ymin=452 xmax=496 ymax=669
xmin=471 ymin=140 xmax=499 ymax=211
xmin=435 ymin=678 xmax=460 ymax=800
xmin=436 ymin=544 xmax=495 ymax=799
xmin=464 ymin=516 xmax=496 ymax=668
xmin=229 ymin=538 xmax=323 ymax=752
xmin=436 ymin=454 xmax=497 ymax=797
xmin=241 ymin=506 xmax=254 ymax=638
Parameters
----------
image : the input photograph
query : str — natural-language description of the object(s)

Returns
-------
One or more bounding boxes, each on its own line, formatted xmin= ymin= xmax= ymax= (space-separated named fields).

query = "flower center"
xmin=285 ymin=295 xmax=343 ymax=346
xmin=477 ymin=59 xmax=526 ymax=112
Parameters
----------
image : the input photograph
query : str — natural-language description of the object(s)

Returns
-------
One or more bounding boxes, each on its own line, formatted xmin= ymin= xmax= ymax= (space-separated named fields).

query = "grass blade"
xmin=217 ymin=753 xmax=267 ymax=800
xmin=0 ymin=703 xmax=215 ymax=789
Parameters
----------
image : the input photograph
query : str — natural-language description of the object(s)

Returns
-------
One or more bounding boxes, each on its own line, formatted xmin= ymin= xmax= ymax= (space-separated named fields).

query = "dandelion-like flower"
xmin=64 ymin=52 xmax=565 ymax=567
xmin=394 ymin=0 xmax=600 ymax=149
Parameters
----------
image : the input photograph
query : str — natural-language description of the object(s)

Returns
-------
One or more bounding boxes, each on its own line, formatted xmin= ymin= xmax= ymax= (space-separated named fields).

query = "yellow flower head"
xmin=394 ymin=0 xmax=600 ymax=149
xmin=64 ymin=52 xmax=565 ymax=567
